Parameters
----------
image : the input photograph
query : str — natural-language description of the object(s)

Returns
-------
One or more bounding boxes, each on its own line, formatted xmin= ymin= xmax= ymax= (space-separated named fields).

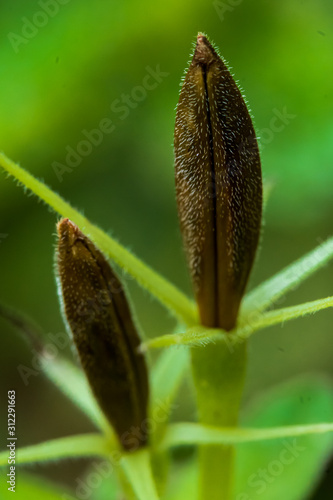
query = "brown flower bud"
xmin=174 ymin=34 xmax=262 ymax=331
xmin=56 ymin=219 xmax=149 ymax=450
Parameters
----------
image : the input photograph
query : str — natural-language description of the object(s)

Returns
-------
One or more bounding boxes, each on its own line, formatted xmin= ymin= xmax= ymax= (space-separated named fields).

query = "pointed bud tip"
xmin=194 ymin=33 xmax=216 ymax=65
xmin=57 ymin=218 xmax=79 ymax=236
xmin=55 ymin=221 xmax=149 ymax=449
xmin=57 ymin=218 xmax=82 ymax=248
xmin=175 ymin=33 xmax=262 ymax=330
xmin=197 ymin=32 xmax=208 ymax=44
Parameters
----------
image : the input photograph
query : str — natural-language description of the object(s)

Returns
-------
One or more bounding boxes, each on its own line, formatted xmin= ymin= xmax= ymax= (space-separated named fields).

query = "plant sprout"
xmin=0 ymin=33 xmax=333 ymax=500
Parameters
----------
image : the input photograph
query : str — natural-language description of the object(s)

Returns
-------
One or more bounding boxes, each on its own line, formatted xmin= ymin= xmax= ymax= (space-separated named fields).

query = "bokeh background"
xmin=0 ymin=0 xmax=332 ymax=498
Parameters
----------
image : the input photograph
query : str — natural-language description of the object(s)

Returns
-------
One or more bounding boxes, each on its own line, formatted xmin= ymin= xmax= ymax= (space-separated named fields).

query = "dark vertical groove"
xmin=174 ymin=34 xmax=262 ymax=331
xmin=91 ymin=248 xmax=145 ymax=419
xmin=202 ymin=64 xmax=218 ymax=326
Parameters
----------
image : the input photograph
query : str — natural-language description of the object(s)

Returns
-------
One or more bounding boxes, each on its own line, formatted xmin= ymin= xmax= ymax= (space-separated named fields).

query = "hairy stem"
xmin=0 ymin=152 xmax=197 ymax=325
xmin=191 ymin=341 xmax=247 ymax=500
xmin=120 ymin=448 xmax=160 ymax=500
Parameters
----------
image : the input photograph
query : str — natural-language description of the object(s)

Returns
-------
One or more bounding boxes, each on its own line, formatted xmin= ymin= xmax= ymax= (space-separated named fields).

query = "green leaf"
xmin=160 ymin=422 xmax=333 ymax=448
xmin=0 ymin=152 xmax=197 ymax=326
xmin=141 ymin=325 xmax=223 ymax=350
xmin=0 ymin=301 xmax=110 ymax=434
xmin=120 ymin=448 xmax=160 ymax=500
xmin=234 ymin=375 xmax=333 ymax=500
xmin=40 ymin=356 xmax=111 ymax=435
xmin=88 ymin=467 xmax=121 ymax=500
xmin=262 ymin=178 xmax=275 ymax=208
xmin=151 ymin=347 xmax=189 ymax=416
xmin=0 ymin=471 xmax=76 ymax=500
xmin=148 ymin=346 xmax=190 ymax=497
xmin=236 ymin=295 xmax=333 ymax=341
xmin=0 ymin=433 xmax=112 ymax=466
xmin=241 ymin=237 xmax=333 ymax=318
xmin=163 ymin=459 xmax=198 ymax=500
xmin=142 ymin=295 xmax=333 ymax=350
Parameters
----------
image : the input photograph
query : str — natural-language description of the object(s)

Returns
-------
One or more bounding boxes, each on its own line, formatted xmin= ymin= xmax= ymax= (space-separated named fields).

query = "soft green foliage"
xmin=158 ymin=377 xmax=333 ymax=500
xmin=151 ymin=347 xmax=189 ymax=405
xmin=0 ymin=152 xmax=196 ymax=326
xmin=89 ymin=474 xmax=120 ymax=500
xmin=0 ymin=2 xmax=332 ymax=498
xmin=143 ymin=295 xmax=333 ymax=350
xmin=241 ymin=237 xmax=333 ymax=318
xmin=0 ymin=472 xmax=76 ymax=500
xmin=0 ymin=153 xmax=332 ymax=499
xmin=162 ymin=422 xmax=333 ymax=448
xmin=150 ymin=347 xmax=189 ymax=438
xmin=40 ymin=356 xmax=111 ymax=434
xmin=121 ymin=449 xmax=160 ymax=500
xmin=163 ymin=460 xmax=198 ymax=500
xmin=235 ymin=376 xmax=333 ymax=499
xmin=0 ymin=434 xmax=111 ymax=466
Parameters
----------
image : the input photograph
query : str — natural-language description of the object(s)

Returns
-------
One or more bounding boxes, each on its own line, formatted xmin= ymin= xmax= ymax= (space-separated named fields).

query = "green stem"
xmin=191 ymin=341 xmax=247 ymax=500
xmin=0 ymin=433 xmax=111 ymax=466
xmin=160 ymin=421 xmax=333 ymax=448
xmin=0 ymin=152 xmax=197 ymax=325
xmin=120 ymin=448 xmax=160 ymax=500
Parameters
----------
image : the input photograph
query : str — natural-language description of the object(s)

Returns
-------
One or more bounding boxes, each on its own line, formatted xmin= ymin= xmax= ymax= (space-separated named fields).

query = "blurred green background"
xmin=0 ymin=0 xmax=332 ymax=497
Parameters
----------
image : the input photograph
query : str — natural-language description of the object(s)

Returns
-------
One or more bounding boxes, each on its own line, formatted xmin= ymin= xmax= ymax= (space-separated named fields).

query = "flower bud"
xmin=174 ymin=34 xmax=262 ymax=330
xmin=56 ymin=219 xmax=149 ymax=450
